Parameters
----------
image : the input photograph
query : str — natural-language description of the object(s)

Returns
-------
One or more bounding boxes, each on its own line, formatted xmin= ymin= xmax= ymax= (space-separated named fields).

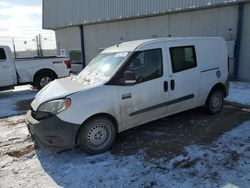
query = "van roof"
xmin=101 ymin=37 xmax=223 ymax=53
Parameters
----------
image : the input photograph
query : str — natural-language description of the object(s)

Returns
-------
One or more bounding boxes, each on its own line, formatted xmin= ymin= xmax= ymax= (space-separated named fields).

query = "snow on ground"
xmin=0 ymin=117 xmax=249 ymax=188
xmin=0 ymin=85 xmax=36 ymax=118
xmin=165 ymin=121 xmax=250 ymax=187
xmin=0 ymin=82 xmax=249 ymax=188
xmin=226 ymin=82 xmax=250 ymax=106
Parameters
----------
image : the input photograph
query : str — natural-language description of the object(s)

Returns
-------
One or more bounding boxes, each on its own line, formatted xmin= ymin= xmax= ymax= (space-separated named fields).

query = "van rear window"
xmin=170 ymin=46 xmax=197 ymax=73
xmin=0 ymin=48 xmax=6 ymax=61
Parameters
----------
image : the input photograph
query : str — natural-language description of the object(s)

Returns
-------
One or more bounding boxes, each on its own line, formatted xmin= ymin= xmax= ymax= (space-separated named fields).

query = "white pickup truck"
xmin=0 ymin=45 xmax=71 ymax=89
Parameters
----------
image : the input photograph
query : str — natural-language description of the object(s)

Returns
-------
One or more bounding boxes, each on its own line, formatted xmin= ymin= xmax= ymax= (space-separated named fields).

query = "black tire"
xmin=206 ymin=90 xmax=224 ymax=114
xmin=77 ymin=117 xmax=117 ymax=154
xmin=34 ymin=71 xmax=56 ymax=90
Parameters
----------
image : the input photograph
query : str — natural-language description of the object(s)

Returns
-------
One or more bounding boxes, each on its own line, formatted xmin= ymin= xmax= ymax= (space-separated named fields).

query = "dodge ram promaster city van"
xmin=26 ymin=37 xmax=229 ymax=154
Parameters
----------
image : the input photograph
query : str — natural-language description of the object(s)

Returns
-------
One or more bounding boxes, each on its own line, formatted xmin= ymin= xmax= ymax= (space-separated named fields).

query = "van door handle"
xmin=170 ymin=80 xmax=175 ymax=90
xmin=164 ymin=81 xmax=168 ymax=92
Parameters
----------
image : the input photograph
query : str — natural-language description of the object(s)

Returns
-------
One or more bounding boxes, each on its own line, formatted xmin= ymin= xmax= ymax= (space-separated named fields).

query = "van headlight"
xmin=37 ymin=99 xmax=71 ymax=115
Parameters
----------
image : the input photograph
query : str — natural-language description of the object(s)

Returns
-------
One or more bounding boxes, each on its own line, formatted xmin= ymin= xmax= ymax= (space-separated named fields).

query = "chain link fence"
xmin=0 ymin=33 xmax=57 ymax=58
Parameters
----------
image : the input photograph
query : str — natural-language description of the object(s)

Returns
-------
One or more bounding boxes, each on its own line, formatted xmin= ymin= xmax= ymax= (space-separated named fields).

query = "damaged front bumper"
xmin=26 ymin=110 xmax=81 ymax=151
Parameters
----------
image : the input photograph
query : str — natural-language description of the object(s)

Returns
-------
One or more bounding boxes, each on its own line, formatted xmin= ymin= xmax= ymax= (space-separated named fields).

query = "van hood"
xmin=31 ymin=77 xmax=95 ymax=111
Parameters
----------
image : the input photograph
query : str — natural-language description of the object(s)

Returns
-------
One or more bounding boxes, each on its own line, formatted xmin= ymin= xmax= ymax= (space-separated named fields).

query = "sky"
xmin=0 ymin=0 xmax=56 ymax=50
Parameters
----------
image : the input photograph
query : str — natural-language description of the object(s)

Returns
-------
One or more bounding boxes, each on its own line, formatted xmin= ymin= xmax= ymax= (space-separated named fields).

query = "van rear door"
xmin=0 ymin=47 xmax=16 ymax=87
xmin=165 ymin=43 xmax=200 ymax=115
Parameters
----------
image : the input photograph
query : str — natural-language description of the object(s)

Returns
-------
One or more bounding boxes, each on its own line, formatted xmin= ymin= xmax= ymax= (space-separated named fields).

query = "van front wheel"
xmin=77 ymin=117 xmax=117 ymax=154
xmin=206 ymin=90 xmax=224 ymax=114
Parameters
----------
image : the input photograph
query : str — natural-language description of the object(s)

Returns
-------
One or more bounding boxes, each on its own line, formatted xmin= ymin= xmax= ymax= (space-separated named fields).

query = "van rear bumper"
xmin=26 ymin=110 xmax=80 ymax=151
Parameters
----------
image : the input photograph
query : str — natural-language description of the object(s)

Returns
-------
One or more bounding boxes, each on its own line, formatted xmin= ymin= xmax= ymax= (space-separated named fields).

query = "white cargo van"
xmin=26 ymin=37 xmax=229 ymax=154
xmin=0 ymin=46 xmax=71 ymax=90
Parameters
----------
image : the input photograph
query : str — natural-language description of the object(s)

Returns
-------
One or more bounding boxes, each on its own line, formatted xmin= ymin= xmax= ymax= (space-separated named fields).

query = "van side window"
xmin=0 ymin=48 xmax=6 ymax=61
xmin=170 ymin=46 xmax=197 ymax=73
xmin=126 ymin=49 xmax=163 ymax=83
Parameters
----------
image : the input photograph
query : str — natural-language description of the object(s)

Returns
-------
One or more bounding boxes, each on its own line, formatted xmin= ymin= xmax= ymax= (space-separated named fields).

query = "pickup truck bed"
xmin=0 ymin=45 xmax=71 ymax=89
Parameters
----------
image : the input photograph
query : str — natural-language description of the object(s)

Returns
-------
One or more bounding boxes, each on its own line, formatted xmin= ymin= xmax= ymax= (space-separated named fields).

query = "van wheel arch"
xmin=205 ymin=83 xmax=226 ymax=114
xmin=33 ymin=69 xmax=58 ymax=89
xmin=75 ymin=113 xmax=119 ymax=145
xmin=207 ymin=83 xmax=227 ymax=100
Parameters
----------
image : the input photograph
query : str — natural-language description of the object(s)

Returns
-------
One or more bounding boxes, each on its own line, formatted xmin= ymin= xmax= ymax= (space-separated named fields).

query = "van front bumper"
xmin=26 ymin=110 xmax=80 ymax=151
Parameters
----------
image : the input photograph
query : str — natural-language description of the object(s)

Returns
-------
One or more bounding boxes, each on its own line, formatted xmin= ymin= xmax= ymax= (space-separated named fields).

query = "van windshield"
xmin=76 ymin=52 xmax=130 ymax=85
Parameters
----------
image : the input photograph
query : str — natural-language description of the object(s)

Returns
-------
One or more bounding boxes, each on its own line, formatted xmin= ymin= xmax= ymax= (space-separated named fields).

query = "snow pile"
xmin=226 ymin=82 xmax=250 ymax=106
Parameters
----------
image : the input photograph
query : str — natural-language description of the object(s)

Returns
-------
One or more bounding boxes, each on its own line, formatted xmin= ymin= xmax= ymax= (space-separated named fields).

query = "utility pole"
xmin=12 ymin=38 xmax=17 ymax=58
xmin=36 ymin=35 xmax=40 ymax=57
xmin=38 ymin=34 xmax=43 ymax=57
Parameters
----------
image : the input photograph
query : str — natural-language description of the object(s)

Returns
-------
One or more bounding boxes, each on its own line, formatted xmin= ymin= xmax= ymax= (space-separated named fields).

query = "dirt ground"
xmin=1 ymin=100 xmax=249 ymax=160
xmin=111 ymin=101 xmax=250 ymax=159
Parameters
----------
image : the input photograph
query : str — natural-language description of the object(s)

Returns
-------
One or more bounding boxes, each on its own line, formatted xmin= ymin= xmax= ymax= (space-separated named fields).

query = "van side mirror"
xmin=124 ymin=71 xmax=136 ymax=86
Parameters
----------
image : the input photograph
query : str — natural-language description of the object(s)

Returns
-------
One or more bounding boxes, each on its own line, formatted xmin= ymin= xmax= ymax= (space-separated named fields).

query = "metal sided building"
xmin=43 ymin=0 xmax=250 ymax=81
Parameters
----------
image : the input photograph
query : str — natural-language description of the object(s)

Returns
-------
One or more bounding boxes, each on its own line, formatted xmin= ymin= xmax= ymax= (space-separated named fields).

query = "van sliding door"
xmin=165 ymin=44 xmax=200 ymax=115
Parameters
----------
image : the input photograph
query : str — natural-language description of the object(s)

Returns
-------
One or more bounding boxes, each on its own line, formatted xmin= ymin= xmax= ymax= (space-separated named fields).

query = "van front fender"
xmin=57 ymin=98 xmax=122 ymax=131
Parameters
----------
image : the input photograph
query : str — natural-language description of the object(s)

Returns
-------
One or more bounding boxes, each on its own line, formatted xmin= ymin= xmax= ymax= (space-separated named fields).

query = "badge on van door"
xmin=122 ymin=93 xmax=132 ymax=100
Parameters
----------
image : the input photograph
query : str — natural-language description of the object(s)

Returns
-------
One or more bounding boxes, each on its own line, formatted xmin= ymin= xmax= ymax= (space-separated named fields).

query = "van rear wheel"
xmin=77 ymin=117 xmax=117 ymax=154
xmin=206 ymin=90 xmax=224 ymax=114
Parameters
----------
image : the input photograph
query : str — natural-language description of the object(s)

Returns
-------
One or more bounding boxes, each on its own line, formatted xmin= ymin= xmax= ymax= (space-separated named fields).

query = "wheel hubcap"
xmin=211 ymin=93 xmax=222 ymax=109
xmin=40 ymin=77 xmax=52 ymax=88
xmin=87 ymin=124 xmax=111 ymax=150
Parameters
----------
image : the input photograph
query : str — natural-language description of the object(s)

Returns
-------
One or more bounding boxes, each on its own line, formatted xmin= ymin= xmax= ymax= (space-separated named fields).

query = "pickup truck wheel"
xmin=34 ymin=72 xmax=56 ymax=90
xmin=206 ymin=90 xmax=224 ymax=114
xmin=77 ymin=117 xmax=117 ymax=154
